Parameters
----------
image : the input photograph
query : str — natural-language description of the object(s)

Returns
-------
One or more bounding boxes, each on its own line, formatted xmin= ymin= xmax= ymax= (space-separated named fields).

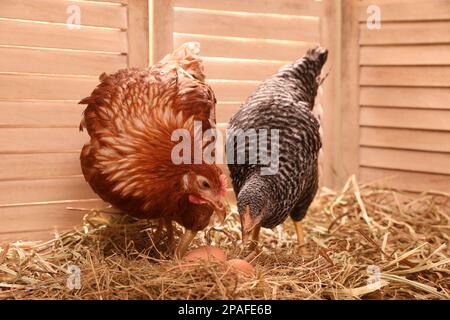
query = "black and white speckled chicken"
xmin=227 ymin=47 xmax=328 ymax=253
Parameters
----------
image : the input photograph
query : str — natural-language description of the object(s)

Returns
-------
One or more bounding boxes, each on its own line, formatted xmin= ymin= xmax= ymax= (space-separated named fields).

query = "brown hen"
xmin=79 ymin=43 xmax=227 ymax=257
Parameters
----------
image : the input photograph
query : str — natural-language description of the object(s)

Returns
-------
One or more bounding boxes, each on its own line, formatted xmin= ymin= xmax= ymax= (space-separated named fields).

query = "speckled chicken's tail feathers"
xmin=306 ymin=46 xmax=330 ymax=88
xmin=306 ymin=46 xmax=328 ymax=68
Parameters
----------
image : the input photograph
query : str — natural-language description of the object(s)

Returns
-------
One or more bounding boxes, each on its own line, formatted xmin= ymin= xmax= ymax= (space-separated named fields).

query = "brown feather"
xmin=79 ymin=42 xmax=224 ymax=232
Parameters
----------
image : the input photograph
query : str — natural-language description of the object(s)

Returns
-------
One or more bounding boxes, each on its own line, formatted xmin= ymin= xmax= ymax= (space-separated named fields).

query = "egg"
xmin=226 ymin=259 xmax=255 ymax=276
xmin=184 ymin=245 xmax=227 ymax=262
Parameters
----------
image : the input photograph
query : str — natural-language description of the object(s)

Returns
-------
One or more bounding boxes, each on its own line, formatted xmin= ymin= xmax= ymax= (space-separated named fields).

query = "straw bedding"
xmin=0 ymin=177 xmax=449 ymax=300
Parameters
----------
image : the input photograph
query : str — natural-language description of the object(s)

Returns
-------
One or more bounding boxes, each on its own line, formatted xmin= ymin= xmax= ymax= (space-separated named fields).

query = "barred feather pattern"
xmin=227 ymin=47 xmax=328 ymax=229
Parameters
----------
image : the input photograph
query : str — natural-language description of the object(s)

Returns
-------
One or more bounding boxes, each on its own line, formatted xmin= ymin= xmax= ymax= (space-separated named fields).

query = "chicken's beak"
xmin=203 ymin=196 xmax=227 ymax=223
xmin=240 ymin=206 xmax=262 ymax=242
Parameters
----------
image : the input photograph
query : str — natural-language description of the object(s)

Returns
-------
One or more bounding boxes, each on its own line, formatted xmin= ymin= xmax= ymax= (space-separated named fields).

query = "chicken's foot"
xmin=175 ymin=229 xmax=198 ymax=258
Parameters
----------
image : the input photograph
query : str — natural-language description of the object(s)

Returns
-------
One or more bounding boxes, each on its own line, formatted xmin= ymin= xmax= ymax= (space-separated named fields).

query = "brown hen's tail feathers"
xmin=160 ymin=42 xmax=205 ymax=82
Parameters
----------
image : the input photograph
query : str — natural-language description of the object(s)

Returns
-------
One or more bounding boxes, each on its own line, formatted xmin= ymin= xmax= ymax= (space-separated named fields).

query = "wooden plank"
xmin=151 ymin=0 xmax=174 ymax=64
xmin=0 ymin=177 xmax=97 ymax=205
xmin=338 ymin=0 xmax=360 ymax=185
xmin=360 ymin=167 xmax=450 ymax=192
xmin=207 ymin=80 xmax=259 ymax=101
xmin=0 ymin=74 xmax=99 ymax=100
xmin=0 ymin=229 xmax=60 ymax=242
xmin=174 ymin=8 xmax=320 ymax=42
xmin=360 ymin=107 xmax=450 ymax=131
xmin=0 ymin=20 xmax=127 ymax=52
xmin=0 ymin=47 xmax=126 ymax=76
xmin=360 ymin=66 xmax=450 ymax=87
xmin=173 ymin=0 xmax=322 ymax=17
xmin=203 ymin=58 xmax=284 ymax=81
xmin=360 ymin=87 xmax=450 ymax=109
xmin=357 ymin=0 xmax=450 ymax=22
xmin=0 ymin=153 xmax=81 ymax=180
xmin=128 ymin=0 xmax=150 ymax=67
xmin=360 ymin=45 xmax=450 ymax=66
xmin=92 ymin=0 xmax=128 ymax=3
xmin=360 ymin=147 xmax=450 ymax=175
xmin=1 ymin=0 xmax=127 ymax=29
xmin=216 ymin=102 xmax=241 ymax=124
xmin=360 ymin=127 xmax=450 ymax=153
xmin=0 ymin=128 xmax=88 ymax=153
xmin=0 ymin=101 xmax=85 ymax=127
xmin=174 ymin=33 xmax=314 ymax=61
xmin=0 ymin=199 xmax=103 ymax=241
xmin=319 ymin=0 xmax=340 ymax=189
xmin=359 ymin=21 xmax=450 ymax=45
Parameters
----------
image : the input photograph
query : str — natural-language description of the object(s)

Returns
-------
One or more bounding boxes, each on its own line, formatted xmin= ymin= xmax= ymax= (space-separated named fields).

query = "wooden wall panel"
xmin=0 ymin=101 xmax=85 ymax=127
xmin=360 ymin=87 xmax=450 ymax=109
xmin=0 ymin=20 xmax=127 ymax=53
xmin=1 ymin=0 xmax=127 ymax=29
xmin=360 ymin=127 xmax=450 ymax=153
xmin=127 ymin=0 xmax=150 ymax=67
xmin=357 ymin=0 xmax=450 ymax=22
xmin=360 ymin=107 xmax=450 ymax=131
xmin=360 ymin=66 xmax=450 ymax=87
xmin=0 ymin=47 xmax=126 ymax=76
xmin=0 ymin=128 xmax=88 ymax=153
xmin=360 ymin=45 xmax=450 ymax=66
xmin=0 ymin=74 xmax=98 ymax=100
xmin=336 ymin=0 xmax=361 ymax=184
xmin=203 ymin=58 xmax=285 ymax=81
xmin=0 ymin=0 xmax=137 ymax=240
xmin=359 ymin=21 xmax=450 ymax=45
xmin=360 ymin=168 xmax=450 ymax=193
xmin=0 ymin=177 xmax=97 ymax=205
xmin=174 ymin=0 xmax=322 ymax=16
xmin=319 ymin=0 xmax=340 ymax=189
xmin=216 ymin=102 xmax=242 ymax=124
xmin=355 ymin=0 xmax=450 ymax=192
xmin=0 ymin=153 xmax=82 ymax=180
xmin=208 ymin=80 xmax=259 ymax=102
xmin=0 ymin=199 xmax=103 ymax=241
xmin=174 ymin=33 xmax=314 ymax=61
xmin=174 ymin=8 xmax=320 ymax=42
xmin=360 ymin=147 xmax=450 ymax=175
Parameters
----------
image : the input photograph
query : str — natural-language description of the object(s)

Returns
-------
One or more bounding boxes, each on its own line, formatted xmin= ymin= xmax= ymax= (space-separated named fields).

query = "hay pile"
xmin=0 ymin=177 xmax=449 ymax=300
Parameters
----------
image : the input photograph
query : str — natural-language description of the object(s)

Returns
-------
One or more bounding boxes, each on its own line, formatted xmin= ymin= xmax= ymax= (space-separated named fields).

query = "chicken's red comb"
xmin=219 ymin=174 xmax=228 ymax=198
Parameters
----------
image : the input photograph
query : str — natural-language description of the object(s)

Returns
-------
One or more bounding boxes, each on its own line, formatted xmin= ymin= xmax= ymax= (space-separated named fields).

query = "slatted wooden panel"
xmin=357 ymin=0 xmax=450 ymax=192
xmin=172 ymin=0 xmax=323 ymax=124
xmin=0 ymin=0 xmax=149 ymax=241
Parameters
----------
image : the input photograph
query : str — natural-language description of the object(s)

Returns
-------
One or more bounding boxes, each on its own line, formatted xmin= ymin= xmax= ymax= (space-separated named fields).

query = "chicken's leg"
xmin=244 ymin=225 xmax=261 ymax=262
xmin=292 ymin=219 xmax=306 ymax=254
xmin=293 ymin=220 xmax=305 ymax=245
xmin=175 ymin=229 xmax=198 ymax=258
xmin=153 ymin=219 xmax=164 ymax=243
xmin=165 ymin=218 xmax=175 ymax=250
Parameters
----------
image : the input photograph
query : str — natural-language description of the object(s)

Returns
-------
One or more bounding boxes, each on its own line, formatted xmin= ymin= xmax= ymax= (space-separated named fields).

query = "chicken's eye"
xmin=202 ymin=181 xmax=210 ymax=189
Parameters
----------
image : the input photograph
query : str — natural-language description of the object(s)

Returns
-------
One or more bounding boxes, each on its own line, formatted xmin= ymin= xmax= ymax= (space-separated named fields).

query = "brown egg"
xmin=184 ymin=245 xmax=227 ymax=262
xmin=226 ymin=259 xmax=255 ymax=276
